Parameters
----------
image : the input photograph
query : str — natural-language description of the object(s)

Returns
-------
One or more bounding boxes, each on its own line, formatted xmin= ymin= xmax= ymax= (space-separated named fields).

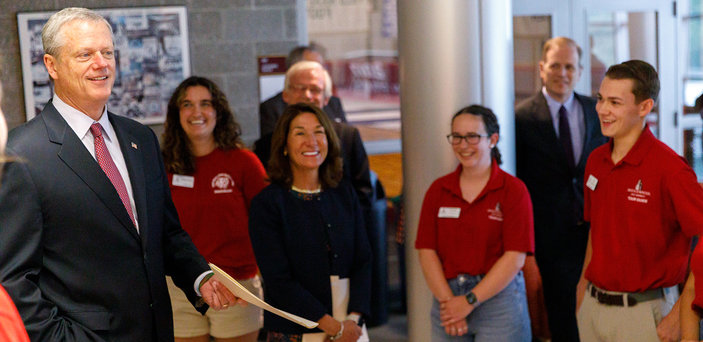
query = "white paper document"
xmin=209 ymin=263 xmax=319 ymax=329
xmin=301 ymin=276 xmax=369 ymax=342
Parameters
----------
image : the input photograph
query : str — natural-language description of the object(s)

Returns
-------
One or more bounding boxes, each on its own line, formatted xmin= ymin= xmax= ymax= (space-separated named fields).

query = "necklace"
xmin=291 ymin=185 xmax=322 ymax=194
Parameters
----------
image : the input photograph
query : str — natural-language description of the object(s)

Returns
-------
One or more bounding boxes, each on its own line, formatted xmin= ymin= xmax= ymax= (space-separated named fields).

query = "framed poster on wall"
xmin=17 ymin=6 xmax=190 ymax=124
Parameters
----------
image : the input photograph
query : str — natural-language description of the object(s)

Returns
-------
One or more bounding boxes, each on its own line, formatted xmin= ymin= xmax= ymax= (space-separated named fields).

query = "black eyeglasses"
xmin=446 ymin=133 xmax=488 ymax=145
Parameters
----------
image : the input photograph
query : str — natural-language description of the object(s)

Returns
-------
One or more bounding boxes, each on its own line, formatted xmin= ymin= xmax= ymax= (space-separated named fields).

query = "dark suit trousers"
xmin=536 ymin=239 xmax=587 ymax=342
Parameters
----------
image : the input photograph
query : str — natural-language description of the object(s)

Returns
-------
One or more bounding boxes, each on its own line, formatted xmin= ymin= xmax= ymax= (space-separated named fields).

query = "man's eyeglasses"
xmin=288 ymin=84 xmax=323 ymax=95
xmin=446 ymin=133 xmax=488 ymax=145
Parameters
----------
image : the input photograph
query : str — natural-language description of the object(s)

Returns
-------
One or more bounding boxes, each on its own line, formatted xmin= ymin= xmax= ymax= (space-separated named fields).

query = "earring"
xmin=283 ymin=150 xmax=288 ymax=156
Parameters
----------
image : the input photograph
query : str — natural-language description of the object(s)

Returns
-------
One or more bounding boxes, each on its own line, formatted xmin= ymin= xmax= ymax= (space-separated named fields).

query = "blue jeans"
xmin=430 ymin=272 xmax=531 ymax=342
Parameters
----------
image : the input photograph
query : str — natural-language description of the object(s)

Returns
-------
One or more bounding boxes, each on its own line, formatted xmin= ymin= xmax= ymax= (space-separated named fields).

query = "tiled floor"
xmin=368 ymin=313 xmax=409 ymax=341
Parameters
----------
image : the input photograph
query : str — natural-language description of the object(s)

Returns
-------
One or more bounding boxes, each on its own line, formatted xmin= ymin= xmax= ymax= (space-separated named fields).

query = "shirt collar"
xmin=542 ymin=86 xmax=576 ymax=116
xmin=53 ymin=94 xmax=115 ymax=142
xmin=442 ymin=159 xmax=505 ymax=202
xmin=603 ymin=124 xmax=655 ymax=166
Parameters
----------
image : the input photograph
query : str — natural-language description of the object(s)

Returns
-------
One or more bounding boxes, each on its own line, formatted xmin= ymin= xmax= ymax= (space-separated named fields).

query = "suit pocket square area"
xmin=67 ymin=310 xmax=112 ymax=331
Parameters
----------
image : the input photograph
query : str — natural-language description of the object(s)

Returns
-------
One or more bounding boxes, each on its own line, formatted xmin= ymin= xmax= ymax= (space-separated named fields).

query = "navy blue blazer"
xmin=0 ymin=102 xmax=210 ymax=341
xmin=248 ymin=181 xmax=371 ymax=334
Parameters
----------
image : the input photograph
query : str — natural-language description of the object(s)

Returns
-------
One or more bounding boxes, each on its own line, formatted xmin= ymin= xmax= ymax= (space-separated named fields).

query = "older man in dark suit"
xmin=0 ymin=8 xmax=239 ymax=341
xmin=259 ymin=45 xmax=347 ymax=137
xmin=515 ymin=37 xmax=607 ymax=342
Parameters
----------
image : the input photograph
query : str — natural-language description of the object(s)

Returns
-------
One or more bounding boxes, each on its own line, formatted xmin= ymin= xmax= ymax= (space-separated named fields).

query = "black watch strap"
xmin=466 ymin=291 xmax=480 ymax=306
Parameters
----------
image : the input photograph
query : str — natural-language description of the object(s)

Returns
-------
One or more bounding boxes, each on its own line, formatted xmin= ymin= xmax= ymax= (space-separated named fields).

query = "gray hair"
xmin=284 ymin=61 xmax=333 ymax=99
xmin=42 ymin=7 xmax=113 ymax=56
xmin=285 ymin=43 xmax=325 ymax=69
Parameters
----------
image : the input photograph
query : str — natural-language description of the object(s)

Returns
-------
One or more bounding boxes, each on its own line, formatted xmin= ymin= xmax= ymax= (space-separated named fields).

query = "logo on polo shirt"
xmin=627 ymin=179 xmax=650 ymax=204
xmin=211 ymin=173 xmax=234 ymax=194
xmin=487 ymin=202 xmax=503 ymax=221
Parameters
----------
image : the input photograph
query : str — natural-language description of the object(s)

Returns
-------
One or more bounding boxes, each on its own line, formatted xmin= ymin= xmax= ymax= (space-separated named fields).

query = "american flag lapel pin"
xmin=131 ymin=142 xmax=138 ymax=149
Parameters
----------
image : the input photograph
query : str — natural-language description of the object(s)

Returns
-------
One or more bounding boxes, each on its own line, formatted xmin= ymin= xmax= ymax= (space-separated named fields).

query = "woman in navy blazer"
xmin=249 ymin=103 xmax=371 ymax=342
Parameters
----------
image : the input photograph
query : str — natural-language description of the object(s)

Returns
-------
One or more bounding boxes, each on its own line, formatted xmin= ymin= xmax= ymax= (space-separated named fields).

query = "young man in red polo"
xmin=576 ymin=60 xmax=703 ymax=341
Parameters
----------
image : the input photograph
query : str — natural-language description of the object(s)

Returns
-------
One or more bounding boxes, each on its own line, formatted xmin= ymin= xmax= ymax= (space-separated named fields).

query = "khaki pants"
xmin=577 ymin=285 xmax=678 ymax=342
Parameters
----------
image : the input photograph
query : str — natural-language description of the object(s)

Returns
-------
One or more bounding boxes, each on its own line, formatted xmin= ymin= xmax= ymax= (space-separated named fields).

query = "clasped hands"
xmin=439 ymin=295 xmax=474 ymax=336
xmin=200 ymin=277 xmax=247 ymax=310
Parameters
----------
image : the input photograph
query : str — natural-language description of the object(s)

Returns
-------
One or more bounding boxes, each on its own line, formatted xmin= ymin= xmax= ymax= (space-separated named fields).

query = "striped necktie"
xmin=90 ymin=123 xmax=136 ymax=228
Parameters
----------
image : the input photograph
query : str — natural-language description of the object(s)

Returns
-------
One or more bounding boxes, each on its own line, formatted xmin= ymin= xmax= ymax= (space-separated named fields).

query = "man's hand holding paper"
xmin=200 ymin=275 xmax=247 ymax=310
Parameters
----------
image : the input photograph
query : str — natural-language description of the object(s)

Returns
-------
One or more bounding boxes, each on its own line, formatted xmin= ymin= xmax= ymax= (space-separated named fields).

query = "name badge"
xmin=172 ymin=174 xmax=195 ymax=188
xmin=586 ymin=174 xmax=598 ymax=191
xmin=438 ymin=207 xmax=461 ymax=218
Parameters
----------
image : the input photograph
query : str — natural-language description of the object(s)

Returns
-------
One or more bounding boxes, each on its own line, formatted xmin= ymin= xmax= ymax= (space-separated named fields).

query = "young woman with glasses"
xmin=415 ymin=105 xmax=534 ymax=341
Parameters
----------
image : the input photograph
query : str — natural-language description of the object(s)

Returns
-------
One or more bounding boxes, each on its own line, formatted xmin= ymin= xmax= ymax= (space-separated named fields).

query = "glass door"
xmin=574 ymin=0 xmax=679 ymax=151
xmin=512 ymin=1 xmax=571 ymax=104
xmin=513 ymin=0 xmax=679 ymax=151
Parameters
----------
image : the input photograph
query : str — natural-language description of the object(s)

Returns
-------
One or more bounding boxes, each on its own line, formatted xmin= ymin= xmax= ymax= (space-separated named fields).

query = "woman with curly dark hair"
xmin=249 ymin=103 xmax=371 ymax=342
xmin=162 ymin=76 xmax=267 ymax=342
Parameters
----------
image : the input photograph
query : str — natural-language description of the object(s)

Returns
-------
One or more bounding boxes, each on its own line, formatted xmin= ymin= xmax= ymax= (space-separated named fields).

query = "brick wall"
xmin=0 ymin=0 xmax=303 ymax=144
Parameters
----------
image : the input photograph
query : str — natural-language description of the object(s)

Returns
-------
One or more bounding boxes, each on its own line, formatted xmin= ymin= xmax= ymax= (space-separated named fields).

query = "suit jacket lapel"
xmin=110 ymin=114 xmax=148 ymax=246
xmin=533 ymin=93 xmax=565 ymax=162
xmin=43 ymin=104 xmax=140 ymax=241
xmin=575 ymin=93 xmax=599 ymax=168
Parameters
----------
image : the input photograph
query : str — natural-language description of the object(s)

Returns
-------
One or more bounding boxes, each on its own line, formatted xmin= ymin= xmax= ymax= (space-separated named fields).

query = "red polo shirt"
xmin=0 ymin=285 xmax=29 ymax=342
xmin=415 ymin=161 xmax=534 ymax=279
xmin=584 ymin=126 xmax=703 ymax=292
xmin=168 ymin=148 xmax=268 ymax=279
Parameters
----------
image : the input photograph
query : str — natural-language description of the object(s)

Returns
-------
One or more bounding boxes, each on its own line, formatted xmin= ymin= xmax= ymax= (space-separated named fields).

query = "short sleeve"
xmin=665 ymin=167 xmax=703 ymax=238
xmin=415 ymin=181 xmax=440 ymax=250
xmin=500 ymin=178 xmax=534 ymax=254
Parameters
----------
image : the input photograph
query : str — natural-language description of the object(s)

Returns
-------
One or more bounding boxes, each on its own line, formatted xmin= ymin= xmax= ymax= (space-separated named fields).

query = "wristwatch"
xmin=465 ymin=291 xmax=480 ymax=307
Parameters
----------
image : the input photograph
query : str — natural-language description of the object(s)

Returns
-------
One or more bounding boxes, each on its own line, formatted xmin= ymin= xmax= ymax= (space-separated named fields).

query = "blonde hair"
xmin=541 ymin=36 xmax=583 ymax=67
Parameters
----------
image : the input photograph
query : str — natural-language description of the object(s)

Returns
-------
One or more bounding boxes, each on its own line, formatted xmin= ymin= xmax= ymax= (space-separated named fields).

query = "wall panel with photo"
xmin=17 ymin=6 xmax=190 ymax=124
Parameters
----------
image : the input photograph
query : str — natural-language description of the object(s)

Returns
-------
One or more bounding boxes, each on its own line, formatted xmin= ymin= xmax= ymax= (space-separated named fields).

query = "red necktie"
xmin=90 ymin=123 xmax=136 ymax=227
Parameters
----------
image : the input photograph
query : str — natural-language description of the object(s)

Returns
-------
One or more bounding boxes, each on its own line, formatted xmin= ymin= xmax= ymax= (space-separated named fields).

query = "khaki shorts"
xmin=166 ymin=275 xmax=263 ymax=338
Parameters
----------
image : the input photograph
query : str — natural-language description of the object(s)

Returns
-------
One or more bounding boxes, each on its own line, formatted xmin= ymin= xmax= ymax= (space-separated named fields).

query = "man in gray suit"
xmin=0 ymin=8 xmax=239 ymax=341
xmin=515 ymin=37 xmax=606 ymax=342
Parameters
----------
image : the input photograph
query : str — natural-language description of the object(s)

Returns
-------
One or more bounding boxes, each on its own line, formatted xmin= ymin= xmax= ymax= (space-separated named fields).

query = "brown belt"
xmin=589 ymin=284 xmax=664 ymax=307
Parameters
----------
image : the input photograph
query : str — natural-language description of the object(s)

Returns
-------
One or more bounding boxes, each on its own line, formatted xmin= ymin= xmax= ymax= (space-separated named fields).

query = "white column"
xmin=480 ymin=1 xmax=515 ymax=174
xmin=297 ymin=0 xmax=309 ymax=44
xmin=398 ymin=1 xmax=513 ymax=340
xmin=628 ymin=12 xmax=657 ymax=67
